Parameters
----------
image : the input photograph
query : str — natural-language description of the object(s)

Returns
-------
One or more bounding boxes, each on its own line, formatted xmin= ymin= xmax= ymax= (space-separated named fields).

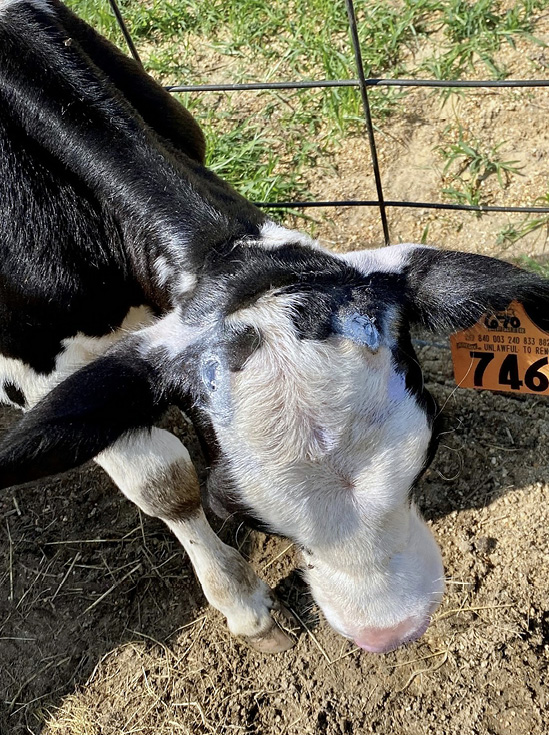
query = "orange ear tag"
xmin=450 ymin=301 xmax=549 ymax=395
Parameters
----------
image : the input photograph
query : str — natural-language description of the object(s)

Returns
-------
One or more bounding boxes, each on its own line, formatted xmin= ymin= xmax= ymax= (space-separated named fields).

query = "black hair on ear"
xmin=0 ymin=346 xmax=167 ymax=490
xmin=404 ymin=248 xmax=549 ymax=333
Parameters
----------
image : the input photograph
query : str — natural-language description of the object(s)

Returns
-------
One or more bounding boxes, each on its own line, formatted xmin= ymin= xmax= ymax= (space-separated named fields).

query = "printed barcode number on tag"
xmin=450 ymin=301 xmax=549 ymax=396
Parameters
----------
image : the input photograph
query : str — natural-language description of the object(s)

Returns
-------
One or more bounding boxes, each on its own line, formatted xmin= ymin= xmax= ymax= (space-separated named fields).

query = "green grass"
xmin=513 ymin=253 xmax=549 ymax=277
xmin=436 ymin=124 xmax=523 ymax=212
xmin=179 ymin=94 xmax=312 ymax=203
xmin=498 ymin=192 xmax=549 ymax=247
xmin=422 ymin=0 xmax=546 ymax=79
xmin=65 ymin=0 xmax=121 ymax=40
xmin=65 ymin=0 xmax=549 ymax=232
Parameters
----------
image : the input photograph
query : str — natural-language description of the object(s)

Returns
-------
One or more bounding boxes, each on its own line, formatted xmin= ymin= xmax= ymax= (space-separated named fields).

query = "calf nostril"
xmin=353 ymin=616 xmax=430 ymax=654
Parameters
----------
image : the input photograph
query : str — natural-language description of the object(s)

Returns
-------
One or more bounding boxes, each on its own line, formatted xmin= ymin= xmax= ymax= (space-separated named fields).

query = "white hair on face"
xmin=222 ymin=291 xmax=427 ymax=522
xmin=225 ymin=292 xmax=365 ymax=463
xmin=304 ymin=502 xmax=444 ymax=636
xmin=218 ymin=292 xmax=443 ymax=637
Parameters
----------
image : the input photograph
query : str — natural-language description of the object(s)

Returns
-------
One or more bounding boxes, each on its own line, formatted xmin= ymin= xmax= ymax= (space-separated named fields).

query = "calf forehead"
xmin=206 ymin=335 xmax=432 ymax=535
xmin=210 ymin=393 xmax=432 ymax=546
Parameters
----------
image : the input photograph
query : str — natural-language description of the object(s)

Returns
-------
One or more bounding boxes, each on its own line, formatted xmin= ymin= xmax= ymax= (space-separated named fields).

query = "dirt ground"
xmin=1 ymin=341 xmax=548 ymax=735
xmin=2 ymin=6 xmax=549 ymax=735
xmin=299 ymin=24 xmax=549 ymax=259
xmin=304 ymin=78 xmax=549 ymax=261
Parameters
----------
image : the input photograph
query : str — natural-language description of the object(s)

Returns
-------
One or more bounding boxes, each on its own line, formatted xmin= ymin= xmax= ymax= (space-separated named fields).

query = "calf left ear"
xmin=0 ymin=343 xmax=168 ymax=490
xmin=343 ymin=244 xmax=549 ymax=333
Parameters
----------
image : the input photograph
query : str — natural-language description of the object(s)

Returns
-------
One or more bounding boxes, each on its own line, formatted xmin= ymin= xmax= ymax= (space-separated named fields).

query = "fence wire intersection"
xmin=108 ymin=0 xmax=549 ymax=246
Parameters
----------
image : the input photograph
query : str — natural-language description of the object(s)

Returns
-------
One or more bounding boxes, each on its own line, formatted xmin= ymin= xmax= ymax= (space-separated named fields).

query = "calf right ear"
xmin=402 ymin=246 xmax=549 ymax=333
xmin=343 ymin=244 xmax=549 ymax=333
xmin=0 ymin=344 xmax=168 ymax=490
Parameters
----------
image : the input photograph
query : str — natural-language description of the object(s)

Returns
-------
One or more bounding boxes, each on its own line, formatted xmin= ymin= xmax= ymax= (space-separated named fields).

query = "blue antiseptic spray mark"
xmin=334 ymin=313 xmax=380 ymax=352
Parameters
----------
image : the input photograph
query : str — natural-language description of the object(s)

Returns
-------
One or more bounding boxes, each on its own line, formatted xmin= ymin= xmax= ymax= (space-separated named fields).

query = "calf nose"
xmin=353 ymin=616 xmax=430 ymax=653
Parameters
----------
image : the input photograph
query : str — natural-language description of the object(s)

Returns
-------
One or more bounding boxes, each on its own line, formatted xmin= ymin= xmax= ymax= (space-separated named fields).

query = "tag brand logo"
xmin=483 ymin=309 xmax=521 ymax=331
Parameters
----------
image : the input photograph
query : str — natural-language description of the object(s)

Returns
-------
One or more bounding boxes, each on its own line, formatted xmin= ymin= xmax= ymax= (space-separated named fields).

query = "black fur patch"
xmin=404 ymin=248 xmax=549 ymax=332
xmin=3 ymin=381 xmax=26 ymax=408
xmin=226 ymin=326 xmax=263 ymax=372
xmin=0 ymin=344 xmax=168 ymax=489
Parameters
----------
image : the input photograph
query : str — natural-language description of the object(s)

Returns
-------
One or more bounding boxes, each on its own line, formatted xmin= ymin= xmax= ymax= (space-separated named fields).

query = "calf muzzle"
xmin=353 ymin=614 xmax=432 ymax=653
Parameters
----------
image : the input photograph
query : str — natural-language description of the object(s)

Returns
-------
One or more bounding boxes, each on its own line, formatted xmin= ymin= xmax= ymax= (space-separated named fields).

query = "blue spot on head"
xmin=333 ymin=313 xmax=380 ymax=352
xmin=202 ymin=359 xmax=219 ymax=391
xmin=200 ymin=354 xmax=233 ymax=425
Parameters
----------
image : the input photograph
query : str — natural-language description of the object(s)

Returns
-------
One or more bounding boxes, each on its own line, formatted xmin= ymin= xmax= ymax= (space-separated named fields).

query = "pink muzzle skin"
xmin=353 ymin=615 xmax=431 ymax=654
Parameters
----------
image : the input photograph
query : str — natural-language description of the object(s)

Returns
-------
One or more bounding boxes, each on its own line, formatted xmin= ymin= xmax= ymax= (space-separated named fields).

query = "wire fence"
xmin=108 ymin=0 xmax=549 ymax=247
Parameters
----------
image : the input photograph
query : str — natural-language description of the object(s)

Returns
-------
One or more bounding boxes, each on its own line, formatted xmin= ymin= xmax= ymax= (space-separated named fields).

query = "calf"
xmin=1 ymin=0 xmax=548 ymax=654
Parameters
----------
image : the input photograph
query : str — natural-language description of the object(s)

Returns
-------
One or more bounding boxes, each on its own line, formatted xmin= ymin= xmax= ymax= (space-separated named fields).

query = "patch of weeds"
xmin=422 ymin=0 xmax=547 ymax=79
xmin=144 ymin=42 xmax=195 ymax=82
xmin=513 ymin=254 xmax=549 ymax=277
xmin=355 ymin=0 xmax=441 ymax=74
xmin=498 ymin=193 xmax=549 ymax=247
xmin=437 ymin=125 xmax=522 ymax=213
xmin=64 ymin=0 xmax=122 ymax=42
xmin=441 ymin=184 xmax=483 ymax=209
xmin=118 ymin=0 xmax=205 ymax=39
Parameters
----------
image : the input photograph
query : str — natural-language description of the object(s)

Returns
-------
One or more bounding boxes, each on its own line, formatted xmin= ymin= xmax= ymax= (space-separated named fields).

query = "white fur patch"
xmin=96 ymin=427 xmax=191 ymax=495
xmin=153 ymin=255 xmax=197 ymax=298
xmin=175 ymin=270 xmax=198 ymax=296
xmin=137 ymin=308 xmax=207 ymax=359
xmin=240 ymin=221 xmax=319 ymax=251
xmin=153 ymin=255 xmax=173 ymax=288
xmin=0 ymin=305 xmax=154 ymax=409
xmin=341 ymin=243 xmax=432 ymax=275
xmin=215 ymin=294 xmax=444 ymax=638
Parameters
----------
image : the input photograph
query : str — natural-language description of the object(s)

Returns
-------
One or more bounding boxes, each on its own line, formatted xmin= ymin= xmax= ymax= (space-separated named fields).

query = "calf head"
xmin=2 ymin=243 xmax=548 ymax=652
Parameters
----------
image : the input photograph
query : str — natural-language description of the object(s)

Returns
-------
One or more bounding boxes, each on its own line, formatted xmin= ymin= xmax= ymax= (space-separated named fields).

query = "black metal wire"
xmin=253 ymin=200 xmax=549 ymax=213
xmin=107 ymin=0 xmax=143 ymax=67
xmin=344 ymin=0 xmax=389 ymax=245
xmin=107 ymin=0 xmax=549 ymax=228
xmin=166 ymin=80 xmax=361 ymax=92
xmin=167 ymin=78 xmax=549 ymax=93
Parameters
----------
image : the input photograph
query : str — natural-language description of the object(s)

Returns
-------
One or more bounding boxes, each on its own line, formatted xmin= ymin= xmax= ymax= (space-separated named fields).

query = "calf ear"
xmin=0 ymin=345 xmax=168 ymax=490
xmin=343 ymin=244 xmax=549 ymax=333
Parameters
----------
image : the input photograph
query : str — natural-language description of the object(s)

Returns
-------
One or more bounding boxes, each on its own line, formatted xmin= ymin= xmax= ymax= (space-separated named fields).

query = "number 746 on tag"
xmin=450 ymin=301 xmax=549 ymax=396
